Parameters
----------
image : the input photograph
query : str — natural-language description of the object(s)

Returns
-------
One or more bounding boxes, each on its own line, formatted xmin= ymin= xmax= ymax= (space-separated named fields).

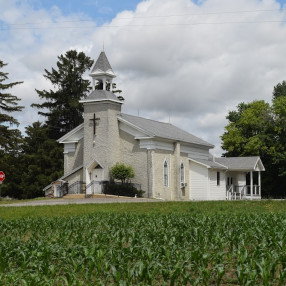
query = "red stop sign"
xmin=0 ymin=171 xmax=5 ymax=182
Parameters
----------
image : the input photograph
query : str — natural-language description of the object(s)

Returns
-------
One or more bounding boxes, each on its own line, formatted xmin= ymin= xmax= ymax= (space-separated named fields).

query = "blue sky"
xmin=2 ymin=0 xmax=286 ymax=155
xmin=24 ymin=0 xmax=286 ymax=24
xmin=30 ymin=0 xmax=142 ymax=24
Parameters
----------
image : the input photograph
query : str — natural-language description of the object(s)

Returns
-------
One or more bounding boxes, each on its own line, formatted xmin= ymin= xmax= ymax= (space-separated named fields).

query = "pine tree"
xmin=21 ymin=122 xmax=63 ymax=198
xmin=0 ymin=60 xmax=24 ymax=152
xmin=32 ymin=50 xmax=94 ymax=139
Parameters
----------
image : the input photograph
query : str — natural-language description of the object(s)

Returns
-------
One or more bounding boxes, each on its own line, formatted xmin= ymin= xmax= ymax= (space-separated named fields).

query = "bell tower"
xmin=89 ymin=51 xmax=116 ymax=91
xmin=80 ymin=51 xmax=123 ymax=185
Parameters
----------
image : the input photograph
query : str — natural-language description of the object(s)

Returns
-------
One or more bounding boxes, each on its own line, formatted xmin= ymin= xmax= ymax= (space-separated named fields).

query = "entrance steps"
xmin=64 ymin=194 xmax=85 ymax=199
xmin=64 ymin=193 xmax=135 ymax=199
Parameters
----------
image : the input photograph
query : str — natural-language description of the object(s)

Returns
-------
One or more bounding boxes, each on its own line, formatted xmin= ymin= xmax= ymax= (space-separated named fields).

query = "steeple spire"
xmin=89 ymin=51 xmax=116 ymax=91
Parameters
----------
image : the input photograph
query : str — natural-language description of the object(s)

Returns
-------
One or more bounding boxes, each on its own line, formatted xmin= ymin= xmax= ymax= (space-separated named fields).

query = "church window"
xmin=180 ymin=162 xmax=185 ymax=184
xmin=164 ymin=160 xmax=168 ymax=187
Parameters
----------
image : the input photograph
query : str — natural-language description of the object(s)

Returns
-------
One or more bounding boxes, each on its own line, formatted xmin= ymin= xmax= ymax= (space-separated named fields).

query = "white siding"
xmin=181 ymin=145 xmax=209 ymax=160
xmin=64 ymin=143 xmax=76 ymax=153
xmin=139 ymin=139 xmax=174 ymax=151
xmin=226 ymin=172 xmax=246 ymax=187
xmin=237 ymin=173 xmax=246 ymax=186
xmin=189 ymin=161 xmax=209 ymax=200
xmin=208 ymin=170 xmax=226 ymax=200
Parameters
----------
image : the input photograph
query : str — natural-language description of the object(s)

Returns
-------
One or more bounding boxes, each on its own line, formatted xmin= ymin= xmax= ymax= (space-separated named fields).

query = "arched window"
xmin=164 ymin=160 xmax=168 ymax=187
xmin=180 ymin=162 xmax=185 ymax=184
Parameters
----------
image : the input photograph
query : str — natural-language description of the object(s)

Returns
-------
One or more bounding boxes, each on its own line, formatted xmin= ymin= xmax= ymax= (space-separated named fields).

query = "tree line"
xmin=221 ymin=82 xmax=286 ymax=197
xmin=0 ymin=50 xmax=94 ymax=198
xmin=1 ymin=50 xmax=286 ymax=198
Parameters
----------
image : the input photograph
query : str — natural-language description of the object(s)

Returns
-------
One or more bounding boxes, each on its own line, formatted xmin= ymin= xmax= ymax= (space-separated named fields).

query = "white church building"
xmin=45 ymin=51 xmax=265 ymax=200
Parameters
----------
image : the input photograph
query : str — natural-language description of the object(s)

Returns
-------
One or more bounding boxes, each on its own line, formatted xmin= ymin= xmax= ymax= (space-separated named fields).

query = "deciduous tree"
xmin=273 ymin=80 xmax=286 ymax=99
xmin=221 ymin=82 xmax=286 ymax=197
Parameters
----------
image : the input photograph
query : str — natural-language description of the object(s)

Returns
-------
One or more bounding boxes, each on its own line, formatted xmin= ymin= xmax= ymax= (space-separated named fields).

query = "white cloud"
xmin=1 ymin=0 xmax=286 ymax=155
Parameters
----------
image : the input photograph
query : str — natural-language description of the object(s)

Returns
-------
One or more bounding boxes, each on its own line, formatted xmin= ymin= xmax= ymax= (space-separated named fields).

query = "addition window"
xmin=217 ymin=172 xmax=220 ymax=186
xmin=164 ymin=160 xmax=169 ymax=187
xmin=180 ymin=162 xmax=185 ymax=184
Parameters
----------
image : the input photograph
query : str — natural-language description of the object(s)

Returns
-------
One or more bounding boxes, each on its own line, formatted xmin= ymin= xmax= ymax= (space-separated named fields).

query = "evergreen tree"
xmin=95 ymin=81 xmax=124 ymax=100
xmin=0 ymin=60 xmax=24 ymax=199
xmin=21 ymin=122 xmax=63 ymax=199
xmin=32 ymin=50 xmax=94 ymax=139
xmin=0 ymin=151 xmax=25 ymax=199
xmin=0 ymin=60 xmax=23 ymax=152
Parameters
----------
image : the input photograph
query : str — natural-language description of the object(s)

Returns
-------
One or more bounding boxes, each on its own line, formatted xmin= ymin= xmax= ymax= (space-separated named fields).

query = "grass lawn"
xmin=0 ymin=199 xmax=285 ymax=220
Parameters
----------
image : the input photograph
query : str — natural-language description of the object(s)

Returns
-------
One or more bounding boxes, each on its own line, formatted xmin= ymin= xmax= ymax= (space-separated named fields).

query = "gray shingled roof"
xmin=118 ymin=113 xmax=214 ymax=147
xmin=43 ymin=165 xmax=83 ymax=192
xmin=81 ymin=90 xmax=122 ymax=103
xmin=91 ymin=51 xmax=113 ymax=73
xmin=215 ymin=157 xmax=264 ymax=171
xmin=190 ymin=158 xmax=227 ymax=170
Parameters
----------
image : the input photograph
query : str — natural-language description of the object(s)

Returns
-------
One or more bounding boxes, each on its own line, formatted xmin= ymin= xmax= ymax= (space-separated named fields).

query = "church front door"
xmin=92 ymin=167 xmax=103 ymax=194
xmin=86 ymin=163 xmax=104 ymax=195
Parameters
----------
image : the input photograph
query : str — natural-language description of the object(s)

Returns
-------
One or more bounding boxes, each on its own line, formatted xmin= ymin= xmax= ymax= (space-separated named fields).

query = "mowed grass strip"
xmin=0 ymin=200 xmax=286 ymax=220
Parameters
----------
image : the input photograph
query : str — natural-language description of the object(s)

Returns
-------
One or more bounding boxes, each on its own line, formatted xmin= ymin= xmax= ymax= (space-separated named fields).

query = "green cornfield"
xmin=1 ymin=212 xmax=286 ymax=285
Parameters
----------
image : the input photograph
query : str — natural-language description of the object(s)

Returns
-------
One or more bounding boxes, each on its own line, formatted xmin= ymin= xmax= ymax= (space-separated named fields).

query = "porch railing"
xmin=244 ymin=185 xmax=260 ymax=196
xmin=226 ymin=185 xmax=244 ymax=200
xmin=226 ymin=185 xmax=261 ymax=200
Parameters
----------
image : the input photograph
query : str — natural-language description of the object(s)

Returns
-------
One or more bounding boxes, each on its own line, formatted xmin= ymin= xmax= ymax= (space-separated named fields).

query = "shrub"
xmin=103 ymin=182 xmax=144 ymax=197
xmin=110 ymin=163 xmax=135 ymax=184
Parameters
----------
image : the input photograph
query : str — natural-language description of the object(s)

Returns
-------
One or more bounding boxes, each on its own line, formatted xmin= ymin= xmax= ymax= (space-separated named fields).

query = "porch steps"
xmin=64 ymin=194 xmax=85 ymax=199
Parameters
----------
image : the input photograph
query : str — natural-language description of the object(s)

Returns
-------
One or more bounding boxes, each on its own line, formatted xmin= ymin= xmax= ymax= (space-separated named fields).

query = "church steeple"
xmin=89 ymin=51 xmax=116 ymax=91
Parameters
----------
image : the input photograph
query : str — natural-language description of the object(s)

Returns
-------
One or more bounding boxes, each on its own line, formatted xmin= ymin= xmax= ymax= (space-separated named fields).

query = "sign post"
xmin=0 ymin=171 xmax=5 ymax=199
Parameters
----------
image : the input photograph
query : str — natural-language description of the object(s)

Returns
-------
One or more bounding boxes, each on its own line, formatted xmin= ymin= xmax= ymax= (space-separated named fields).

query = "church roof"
xmin=91 ymin=51 xmax=114 ymax=74
xmin=118 ymin=113 xmax=214 ymax=148
xmin=189 ymin=158 xmax=228 ymax=170
xmin=80 ymin=90 xmax=123 ymax=104
xmin=215 ymin=156 xmax=265 ymax=171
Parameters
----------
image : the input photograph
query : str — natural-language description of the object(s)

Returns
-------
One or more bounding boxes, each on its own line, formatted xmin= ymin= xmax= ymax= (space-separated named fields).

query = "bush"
xmin=110 ymin=163 xmax=134 ymax=184
xmin=103 ymin=183 xmax=144 ymax=198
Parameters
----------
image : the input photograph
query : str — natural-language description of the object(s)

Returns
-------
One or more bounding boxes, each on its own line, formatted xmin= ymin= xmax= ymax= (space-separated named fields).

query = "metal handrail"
xmin=68 ymin=181 xmax=84 ymax=194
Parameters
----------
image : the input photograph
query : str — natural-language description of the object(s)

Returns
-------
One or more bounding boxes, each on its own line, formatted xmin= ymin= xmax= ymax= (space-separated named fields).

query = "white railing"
xmin=226 ymin=185 xmax=242 ymax=200
xmin=226 ymin=185 xmax=233 ymax=200
xmin=226 ymin=185 xmax=261 ymax=200
xmin=244 ymin=185 xmax=260 ymax=196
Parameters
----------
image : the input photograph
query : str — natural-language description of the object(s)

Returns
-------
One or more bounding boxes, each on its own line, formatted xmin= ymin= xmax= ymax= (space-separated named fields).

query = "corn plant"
xmin=0 ymin=213 xmax=286 ymax=285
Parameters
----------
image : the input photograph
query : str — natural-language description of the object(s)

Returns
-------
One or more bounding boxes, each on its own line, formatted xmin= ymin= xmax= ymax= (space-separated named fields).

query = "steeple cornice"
xmin=90 ymin=51 xmax=116 ymax=78
xmin=90 ymin=51 xmax=116 ymax=91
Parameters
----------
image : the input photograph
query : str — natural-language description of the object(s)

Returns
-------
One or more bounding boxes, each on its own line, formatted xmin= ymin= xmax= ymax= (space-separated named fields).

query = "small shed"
xmin=46 ymin=180 xmax=68 ymax=198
